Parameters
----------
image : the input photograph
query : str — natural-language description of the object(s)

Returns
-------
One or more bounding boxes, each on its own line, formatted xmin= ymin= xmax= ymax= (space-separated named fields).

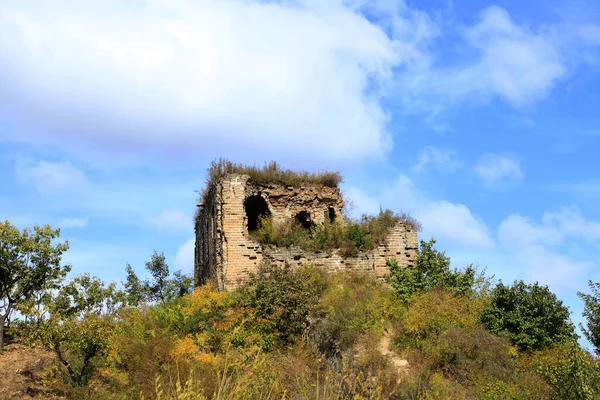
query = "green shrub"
xmin=20 ymin=274 xmax=125 ymax=388
xmin=251 ymin=209 xmax=417 ymax=257
xmin=395 ymin=288 xmax=487 ymax=349
xmin=520 ymin=342 xmax=600 ymax=400
xmin=100 ymin=307 xmax=178 ymax=398
xmin=236 ymin=263 xmax=328 ymax=346
xmin=393 ymin=287 xmax=553 ymax=399
xmin=387 ymin=239 xmax=478 ymax=303
xmin=481 ymin=280 xmax=577 ymax=352
xmin=312 ymin=273 xmax=402 ymax=355
xmin=28 ymin=313 xmax=118 ymax=387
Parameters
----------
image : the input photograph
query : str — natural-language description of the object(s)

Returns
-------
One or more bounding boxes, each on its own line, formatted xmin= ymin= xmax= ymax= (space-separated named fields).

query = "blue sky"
xmin=2 ymin=0 xmax=600 ymax=344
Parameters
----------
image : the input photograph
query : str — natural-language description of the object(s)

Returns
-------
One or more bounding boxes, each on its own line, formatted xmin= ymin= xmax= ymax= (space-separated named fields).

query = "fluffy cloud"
xmin=145 ymin=209 xmax=192 ymax=232
xmin=348 ymin=174 xmax=494 ymax=249
xmin=542 ymin=206 xmax=600 ymax=243
xmin=464 ymin=6 xmax=566 ymax=105
xmin=475 ymin=153 xmax=523 ymax=187
xmin=394 ymin=6 xmax=599 ymax=116
xmin=175 ymin=237 xmax=195 ymax=273
xmin=15 ymin=159 xmax=87 ymax=194
xmin=417 ymin=200 xmax=493 ymax=249
xmin=414 ymin=146 xmax=461 ymax=173
xmin=0 ymin=0 xmax=438 ymax=162
xmin=498 ymin=208 xmax=598 ymax=293
xmin=1 ymin=2 xmax=597 ymax=164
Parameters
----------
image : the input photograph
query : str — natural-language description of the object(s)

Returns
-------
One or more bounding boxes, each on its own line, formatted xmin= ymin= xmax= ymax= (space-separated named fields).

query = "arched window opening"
xmin=295 ymin=211 xmax=313 ymax=230
xmin=245 ymin=195 xmax=270 ymax=232
xmin=328 ymin=207 xmax=336 ymax=223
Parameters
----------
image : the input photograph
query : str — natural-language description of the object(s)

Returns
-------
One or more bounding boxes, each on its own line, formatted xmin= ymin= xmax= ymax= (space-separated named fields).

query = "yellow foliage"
xmin=97 ymin=366 xmax=129 ymax=386
xmin=195 ymin=352 xmax=218 ymax=365
xmin=181 ymin=285 xmax=227 ymax=318
xmin=171 ymin=336 xmax=200 ymax=360
xmin=403 ymin=288 xmax=487 ymax=341
xmin=427 ymin=373 xmax=470 ymax=399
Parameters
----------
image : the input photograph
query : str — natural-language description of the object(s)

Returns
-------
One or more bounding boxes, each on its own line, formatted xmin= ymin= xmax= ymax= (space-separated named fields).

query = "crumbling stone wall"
xmin=195 ymin=173 xmax=418 ymax=290
xmin=262 ymin=223 xmax=418 ymax=277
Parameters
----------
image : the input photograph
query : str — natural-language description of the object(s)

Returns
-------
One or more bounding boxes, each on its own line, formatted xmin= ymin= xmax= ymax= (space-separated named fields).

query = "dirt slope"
xmin=0 ymin=344 xmax=63 ymax=400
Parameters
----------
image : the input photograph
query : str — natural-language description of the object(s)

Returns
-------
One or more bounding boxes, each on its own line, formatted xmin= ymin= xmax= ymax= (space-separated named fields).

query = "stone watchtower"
xmin=195 ymin=169 xmax=418 ymax=290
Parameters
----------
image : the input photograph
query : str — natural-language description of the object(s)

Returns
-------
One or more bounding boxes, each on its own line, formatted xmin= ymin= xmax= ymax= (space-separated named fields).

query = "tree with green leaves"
xmin=386 ymin=238 xmax=476 ymax=303
xmin=144 ymin=251 xmax=170 ymax=304
xmin=124 ymin=263 xmax=145 ymax=306
xmin=48 ymin=273 xmax=125 ymax=317
xmin=167 ymin=269 xmax=194 ymax=299
xmin=531 ymin=342 xmax=600 ymax=400
xmin=123 ymin=251 xmax=193 ymax=306
xmin=23 ymin=274 xmax=124 ymax=386
xmin=578 ymin=280 xmax=600 ymax=356
xmin=0 ymin=220 xmax=70 ymax=351
xmin=481 ymin=280 xmax=577 ymax=352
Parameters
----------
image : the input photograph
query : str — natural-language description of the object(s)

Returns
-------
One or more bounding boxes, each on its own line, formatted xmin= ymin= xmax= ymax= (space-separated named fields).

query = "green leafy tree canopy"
xmin=23 ymin=274 xmax=124 ymax=386
xmin=386 ymin=238 xmax=477 ymax=303
xmin=578 ymin=280 xmax=600 ymax=356
xmin=123 ymin=251 xmax=193 ymax=306
xmin=0 ymin=220 xmax=70 ymax=351
xmin=481 ymin=280 xmax=577 ymax=352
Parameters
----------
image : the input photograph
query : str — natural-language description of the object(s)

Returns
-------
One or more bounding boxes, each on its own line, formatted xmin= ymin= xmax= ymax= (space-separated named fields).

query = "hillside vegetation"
xmin=2 ymin=220 xmax=600 ymax=399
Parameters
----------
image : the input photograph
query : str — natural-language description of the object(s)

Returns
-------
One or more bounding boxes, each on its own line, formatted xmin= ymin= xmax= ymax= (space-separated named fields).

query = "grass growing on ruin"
xmin=198 ymin=158 xmax=342 ymax=205
xmin=251 ymin=209 xmax=421 ymax=256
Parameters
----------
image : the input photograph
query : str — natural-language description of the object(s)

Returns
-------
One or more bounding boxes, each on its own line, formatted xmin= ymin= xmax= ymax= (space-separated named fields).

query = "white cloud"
xmin=342 ymin=186 xmax=381 ymax=217
xmin=498 ymin=214 xmax=563 ymax=248
xmin=175 ymin=237 xmax=195 ymax=273
xmin=0 ymin=0 xmax=436 ymax=162
xmin=15 ymin=159 xmax=87 ymax=194
xmin=146 ymin=209 xmax=192 ymax=232
xmin=418 ymin=200 xmax=493 ymax=249
xmin=349 ymin=174 xmax=494 ymax=249
xmin=498 ymin=209 xmax=599 ymax=293
xmin=464 ymin=6 xmax=566 ymax=105
xmin=59 ymin=217 xmax=88 ymax=228
xmin=542 ymin=206 xmax=600 ymax=243
xmin=475 ymin=153 xmax=523 ymax=186
xmin=414 ymin=146 xmax=461 ymax=173
xmin=1 ymin=2 xmax=597 ymax=163
xmin=393 ymin=6 xmax=600 ymax=117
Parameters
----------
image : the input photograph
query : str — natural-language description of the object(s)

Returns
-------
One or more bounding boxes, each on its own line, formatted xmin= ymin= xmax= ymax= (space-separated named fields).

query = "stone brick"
xmin=195 ymin=173 xmax=418 ymax=290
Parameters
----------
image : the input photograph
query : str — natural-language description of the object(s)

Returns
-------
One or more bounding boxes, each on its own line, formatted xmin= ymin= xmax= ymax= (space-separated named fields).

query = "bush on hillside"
xmin=236 ymin=263 xmax=328 ymax=346
xmin=387 ymin=239 xmax=479 ymax=303
xmin=481 ymin=280 xmax=577 ymax=352
xmin=394 ymin=289 xmax=553 ymax=400
xmin=395 ymin=288 xmax=487 ymax=349
xmin=311 ymin=273 xmax=401 ymax=356
xmin=20 ymin=274 xmax=124 ymax=388
xmin=519 ymin=342 xmax=600 ymax=400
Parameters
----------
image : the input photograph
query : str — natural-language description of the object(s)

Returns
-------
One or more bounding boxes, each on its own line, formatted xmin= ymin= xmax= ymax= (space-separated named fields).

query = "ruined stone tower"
xmin=195 ymin=167 xmax=418 ymax=290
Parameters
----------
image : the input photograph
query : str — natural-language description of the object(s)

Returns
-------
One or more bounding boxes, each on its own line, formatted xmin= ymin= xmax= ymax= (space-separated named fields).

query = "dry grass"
xmin=198 ymin=158 xmax=342 ymax=207
xmin=0 ymin=344 xmax=63 ymax=399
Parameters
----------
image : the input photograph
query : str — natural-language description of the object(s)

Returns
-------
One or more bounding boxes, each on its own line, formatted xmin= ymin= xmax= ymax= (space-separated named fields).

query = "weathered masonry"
xmin=195 ymin=173 xmax=418 ymax=290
